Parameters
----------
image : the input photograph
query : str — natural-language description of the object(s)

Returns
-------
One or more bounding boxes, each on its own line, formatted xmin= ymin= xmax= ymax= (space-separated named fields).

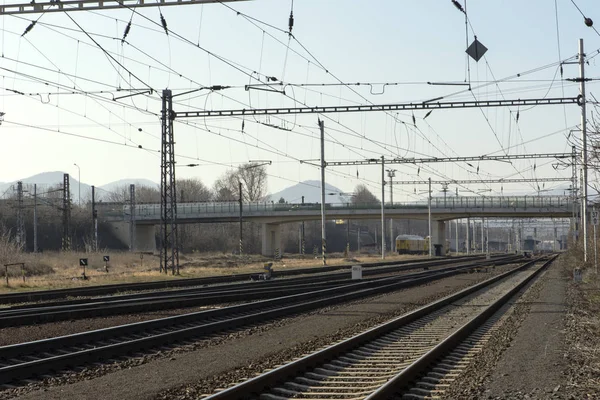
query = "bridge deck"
xmin=98 ymin=196 xmax=575 ymax=224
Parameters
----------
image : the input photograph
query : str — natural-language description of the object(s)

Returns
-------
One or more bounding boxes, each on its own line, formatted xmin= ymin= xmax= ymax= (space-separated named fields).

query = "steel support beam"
xmin=391 ymin=177 xmax=571 ymax=185
xmin=0 ymin=0 xmax=249 ymax=15
xmin=175 ymin=97 xmax=579 ymax=119
xmin=321 ymin=153 xmax=570 ymax=167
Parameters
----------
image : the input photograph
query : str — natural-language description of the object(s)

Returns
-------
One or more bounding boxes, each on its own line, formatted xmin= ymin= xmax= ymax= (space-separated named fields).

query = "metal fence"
xmin=98 ymin=196 xmax=574 ymax=221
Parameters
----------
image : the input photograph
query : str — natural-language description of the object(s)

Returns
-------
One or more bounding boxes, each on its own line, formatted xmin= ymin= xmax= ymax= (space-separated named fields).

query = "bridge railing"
xmin=99 ymin=196 xmax=573 ymax=220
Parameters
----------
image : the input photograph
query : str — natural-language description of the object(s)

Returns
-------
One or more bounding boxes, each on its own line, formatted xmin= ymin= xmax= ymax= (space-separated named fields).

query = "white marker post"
xmin=592 ymin=209 xmax=599 ymax=273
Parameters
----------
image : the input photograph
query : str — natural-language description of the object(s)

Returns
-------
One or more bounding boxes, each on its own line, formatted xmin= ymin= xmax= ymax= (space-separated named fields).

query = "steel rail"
xmin=0 ymin=256 xmax=518 ymax=384
xmin=0 ymin=255 xmax=476 ymax=305
xmin=366 ymin=254 xmax=558 ymax=399
xmin=0 ymin=256 xmax=493 ymax=327
xmin=202 ymin=255 xmax=553 ymax=399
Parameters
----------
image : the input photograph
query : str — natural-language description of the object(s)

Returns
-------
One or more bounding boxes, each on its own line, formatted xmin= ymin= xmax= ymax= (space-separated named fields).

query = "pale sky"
xmin=1 ymin=0 xmax=599 ymax=201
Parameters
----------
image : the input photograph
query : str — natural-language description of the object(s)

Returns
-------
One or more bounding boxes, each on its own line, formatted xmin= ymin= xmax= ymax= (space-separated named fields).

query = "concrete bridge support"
xmin=431 ymin=220 xmax=447 ymax=256
xmin=107 ymin=222 xmax=156 ymax=252
xmin=261 ymin=223 xmax=282 ymax=257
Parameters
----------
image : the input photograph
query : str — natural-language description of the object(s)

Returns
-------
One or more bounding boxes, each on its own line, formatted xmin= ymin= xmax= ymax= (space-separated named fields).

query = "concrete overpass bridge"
xmin=98 ymin=196 xmax=574 ymax=256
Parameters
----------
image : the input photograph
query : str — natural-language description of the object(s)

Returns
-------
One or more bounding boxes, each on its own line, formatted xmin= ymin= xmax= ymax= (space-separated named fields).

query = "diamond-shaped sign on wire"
xmin=466 ymin=38 xmax=488 ymax=62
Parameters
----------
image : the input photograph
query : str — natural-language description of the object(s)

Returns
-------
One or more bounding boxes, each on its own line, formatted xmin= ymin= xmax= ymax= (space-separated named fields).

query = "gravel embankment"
xmin=442 ymin=258 xmax=569 ymax=399
xmin=5 ymin=266 xmax=513 ymax=400
xmin=562 ymin=252 xmax=600 ymax=399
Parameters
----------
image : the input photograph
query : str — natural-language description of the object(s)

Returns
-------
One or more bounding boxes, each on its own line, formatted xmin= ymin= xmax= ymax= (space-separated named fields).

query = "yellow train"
xmin=396 ymin=234 xmax=429 ymax=255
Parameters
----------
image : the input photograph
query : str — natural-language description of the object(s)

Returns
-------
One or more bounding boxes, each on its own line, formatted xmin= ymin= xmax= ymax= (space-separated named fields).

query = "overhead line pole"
xmin=319 ymin=119 xmax=327 ymax=266
xmin=579 ymin=38 xmax=589 ymax=263
xmin=387 ymin=169 xmax=396 ymax=252
xmin=428 ymin=177 xmax=432 ymax=257
xmin=381 ymin=156 xmax=386 ymax=260
xmin=33 ymin=184 xmax=37 ymax=253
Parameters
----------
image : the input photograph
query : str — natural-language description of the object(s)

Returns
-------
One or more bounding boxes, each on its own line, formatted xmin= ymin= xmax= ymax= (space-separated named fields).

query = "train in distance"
xmin=395 ymin=234 xmax=429 ymax=255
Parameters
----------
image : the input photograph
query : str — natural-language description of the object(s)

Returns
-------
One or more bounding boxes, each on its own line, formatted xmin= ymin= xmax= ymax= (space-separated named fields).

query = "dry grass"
xmin=562 ymin=245 xmax=600 ymax=397
xmin=0 ymin=250 xmax=424 ymax=293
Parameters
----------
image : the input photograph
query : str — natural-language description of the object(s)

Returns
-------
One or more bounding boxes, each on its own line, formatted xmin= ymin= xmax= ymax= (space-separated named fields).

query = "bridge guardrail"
xmin=97 ymin=196 xmax=574 ymax=220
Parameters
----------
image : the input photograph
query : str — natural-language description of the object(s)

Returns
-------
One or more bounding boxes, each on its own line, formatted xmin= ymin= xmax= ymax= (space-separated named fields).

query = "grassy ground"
xmin=0 ymin=250 xmax=426 ymax=293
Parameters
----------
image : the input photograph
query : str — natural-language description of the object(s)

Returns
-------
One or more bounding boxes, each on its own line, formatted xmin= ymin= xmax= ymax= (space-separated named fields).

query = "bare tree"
xmin=238 ymin=163 xmax=268 ymax=201
xmin=352 ymin=184 xmax=380 ymax=205
xmin=178 ymin=178 xmax=211 ymax=202
xmin=212 ymin=163 xmax=268 ymax=202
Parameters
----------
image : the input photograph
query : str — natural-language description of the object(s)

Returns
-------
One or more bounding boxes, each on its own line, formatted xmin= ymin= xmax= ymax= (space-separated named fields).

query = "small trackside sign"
xmin=103 ymin=256 xmax=110 ymax=262
xmin=79 ymin=258 xmax=88 ymax=267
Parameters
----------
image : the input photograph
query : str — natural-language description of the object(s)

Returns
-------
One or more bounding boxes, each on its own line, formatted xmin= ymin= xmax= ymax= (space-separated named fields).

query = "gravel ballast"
xmin=443 ymin=257 xmax=568 ymax=399
xmin=5 ymin=267 xmax=510 ymax=400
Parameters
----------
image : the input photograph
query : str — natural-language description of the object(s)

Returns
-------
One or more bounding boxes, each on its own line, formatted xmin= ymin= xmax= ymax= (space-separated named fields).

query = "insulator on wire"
xmin=122 ymin=21 xmax=132 ymax=43
xmin=22 ymin=21 xmax=36 ymax=37
xmin=288 ymin=11 xmax=294 ymax=34
xmin=560 ymin=64 xmax=563 ymax=77
xmin=585 ymin=17 xmax=594 ymax=27
xmin=451 ymin=0 xmax=465 ymax=13
xmin=424 ymin=110 xmax=432 ymax=119
xmin=516 ymin=110 xmax=520 ymax=122
xmin=412 ymin=113 xmax=416 ymax=125
xmin=160 ymin=12 xmax=168 ymax=35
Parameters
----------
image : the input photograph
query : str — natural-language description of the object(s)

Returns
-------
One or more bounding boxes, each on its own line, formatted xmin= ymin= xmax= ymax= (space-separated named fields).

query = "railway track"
xmin=0 ymin=255 xmax=517 ymax=386
xmin=0 ymin=255 xmax=505 ymax=327
xmin=201 ymin=255 xmax=556 ymax=400
xmin=0 ymin=255 xmax=479 ymax=305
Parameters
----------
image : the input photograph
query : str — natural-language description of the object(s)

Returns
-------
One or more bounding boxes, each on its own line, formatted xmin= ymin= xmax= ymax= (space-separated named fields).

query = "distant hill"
xmin=0 ymin=172 xmax=158 ymax=203
xmin=268 ymin=180 xmax=352 ymax=204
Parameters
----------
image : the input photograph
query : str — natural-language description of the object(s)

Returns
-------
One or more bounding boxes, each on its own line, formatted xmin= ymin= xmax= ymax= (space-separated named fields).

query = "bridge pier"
xmin=261 ymin=223 xmax=282 ymax=257
xmin=431 ymin=220 xmax=447 ymax=256
xmin=107 ymin=222 xmax=156 ymax=252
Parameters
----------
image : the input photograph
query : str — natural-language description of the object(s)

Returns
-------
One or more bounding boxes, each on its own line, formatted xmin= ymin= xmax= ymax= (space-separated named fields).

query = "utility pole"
xmin=571 ymin=145 xmax=578 ymax=245
xmin=428 ymin=177 xmax=432 ymax=257
xmin=160 ymin=89 xmax=179 ymax=275
xmin=455 ymin=219 xmax=459 ymax=255
xmin=16 ymin=181 xmax=25 ymax=249
xmin=466 ymin=217 xmax=470 ymax=255
xmin=129 ymin=184 xmax=136 ymax=252
xmin=387 ymin=168 xmax=396 ymax=252
xmin=579 ymin=38 xmax=589 ymax=262
xmin=92 ymin=185 xmax=98 ymax=252
xmin=301 ymin=195 xmax=305 ymax=255
xmin=62 ymin=173 xmax=71 ymax=251
xmin=381 ymin=156 xmax=386 ymax=260
xmin=319 ymin=119 xmax=327 ymax=265
xmin=33 ymin=184 xmax=37 ymax=253
xmin=239 ymin=180 xmax=243 ymax=255
xmin=485 ymin=218 xmax=489 ymax=256
xmin=481 ymin=218 xmax=484 ymax=254
xmin=346 ymin=219 xmax=351 ymax=256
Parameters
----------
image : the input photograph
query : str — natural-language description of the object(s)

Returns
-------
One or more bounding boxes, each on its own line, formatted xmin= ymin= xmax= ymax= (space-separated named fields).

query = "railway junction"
xmin=0 ymin=251 xmax=592 ymax=400
xmin=0 ymin=1 xmax=598 ymax=399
